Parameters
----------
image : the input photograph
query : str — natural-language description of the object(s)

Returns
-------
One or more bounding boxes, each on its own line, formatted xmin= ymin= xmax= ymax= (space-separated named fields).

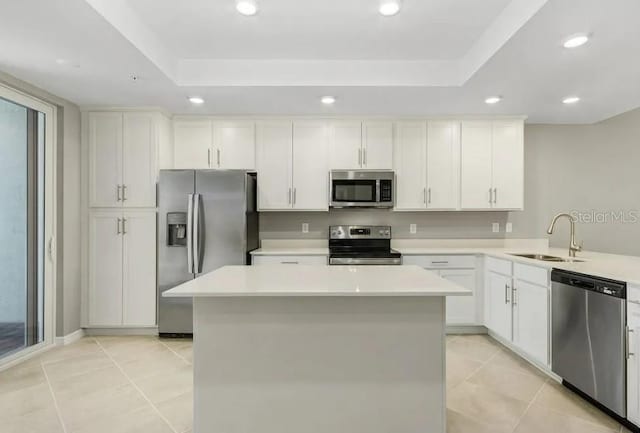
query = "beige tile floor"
xmin=0 ymin=334 xmax=629 ymax=433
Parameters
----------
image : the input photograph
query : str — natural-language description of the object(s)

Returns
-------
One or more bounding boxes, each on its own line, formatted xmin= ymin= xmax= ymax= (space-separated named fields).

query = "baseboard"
xmin=446 ymin=325 xmax=488 ymax=335
xmin=55 ymin=329 xmax=85 ymax=346
xmin=83 ymin=327 xmax=158 ymax=336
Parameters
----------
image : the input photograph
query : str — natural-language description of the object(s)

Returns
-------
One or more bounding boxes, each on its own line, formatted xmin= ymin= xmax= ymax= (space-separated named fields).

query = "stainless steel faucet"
xmin=546 ymin=213 xmax=583 ymax=257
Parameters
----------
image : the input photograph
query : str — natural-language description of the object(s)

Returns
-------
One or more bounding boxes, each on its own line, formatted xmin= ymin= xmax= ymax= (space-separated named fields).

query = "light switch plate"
xmin=492 ymin=223 xmax=500 ymax=233
xmin=302 ymin=223 xmax=309 ymax=233
xmin=506 ymin=222 xmax=513 ymax=233
xmin=410 ymin=224 xmax=417 ymax=234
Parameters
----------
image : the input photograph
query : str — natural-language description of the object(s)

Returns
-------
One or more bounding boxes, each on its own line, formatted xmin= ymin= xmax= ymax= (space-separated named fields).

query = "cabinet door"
xmin=122 ymin=113 xmax=156 ymax=207
xmin=362 ymin=121 xmax=393 ymax=169
xmin=628 ymin=302 xmax=640 ymax=426
xmin=122 ymin=211 xmax=157 ymax=326
xmin=214 ymin=121 xmax=255 ymax=169
xmin=460 ymin=121 xmax=493 ymax=209
xmin=492 ymin=121 xmax=524 ymax=210
xmin=292 ymin=122 xmax=329 ymax=211
xmin=440 ymin=269 xmax=476 ymax=325
xmin=256 ymin=121 xmax=293 ymax=210
xmin=329 ymin=121 xmax=362 ymax=169
xmin=427 ymin=121 xmax=460 ymax=210
xmin=486 ymin=271 xmax=512 ymax=340
xmin=88 ymin=212 xmax=123 ymax=326
xmin=394 ymin=122 xmax=426 ymax=210
xmin=513 ymin=280 xmax=548 ymax=365
xmin=89 ymin=112 xmax=122 ymax=207
xmin=173 ymin=120 xmax=212 ymax=169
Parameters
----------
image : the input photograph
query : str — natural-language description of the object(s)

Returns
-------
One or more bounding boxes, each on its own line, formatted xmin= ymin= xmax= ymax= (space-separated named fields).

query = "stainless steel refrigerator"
xmin=157 ymin=170 xmax=258 ymax=336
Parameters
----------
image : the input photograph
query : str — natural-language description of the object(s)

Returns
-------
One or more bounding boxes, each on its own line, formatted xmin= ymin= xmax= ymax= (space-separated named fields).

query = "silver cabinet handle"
xmin=122 ymin=185 xmax=127 ymax=201
xmin=280 ymin=261 xmax=299 ymax=265
xmin=489 ymin=188 xmax=493 ymax=205
xmin=423 ymin=187 xmax=427 ymax=204
xmin=117 ymin=217 xmax=122 ymax=234
xmin=293 ymin=188 xmax=297 ymax=205
xmin=428 ymin=188 xmax=432 ymax=204
xmin=122 ymin=217 xmax=127 ymax=234
xmin=288 ymin=188 xmax=292 ymax=205
xmin=431 ymin=261 xmax=449 ymax=264
xmin=363 ymin=148 xmax=367 ymax=166
xmin=117 ymin=185 xmax=122 ymax=202
xmin=216 ymin=149 xmax=221 ymax=167
xmin=207 ymin=149 xmax=211 ymax=167
xmin=493 ymin=188 xmax=497 ymax=204
xmin=358 ymin=148 xmax=362 ymax=166
xmin=193 ymin=193 xmax=202 ymax=273
xmin=512 ymin=285 xmax=517 ymax=306
xmin=187 ymin=194 xmax=194 ymax=273
xmin=504 ymin=283 xmax=510 ymax=304
xmin=627 ymin=326 xmax=634 ymax=359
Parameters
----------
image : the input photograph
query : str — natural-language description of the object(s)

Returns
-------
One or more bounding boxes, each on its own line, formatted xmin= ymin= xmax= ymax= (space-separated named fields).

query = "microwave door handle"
xmin=187 ymin=194 xmax=194 ymax=274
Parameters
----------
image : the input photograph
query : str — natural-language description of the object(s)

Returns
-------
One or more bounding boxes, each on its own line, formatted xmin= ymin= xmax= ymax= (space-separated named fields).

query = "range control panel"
xmin=330 ymin=225 xmax=392 ymax=240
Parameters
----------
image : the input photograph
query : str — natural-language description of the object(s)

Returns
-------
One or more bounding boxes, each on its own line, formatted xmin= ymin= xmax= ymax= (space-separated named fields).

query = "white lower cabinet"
xmin=485 ymin=257 xmax=549 ymax=366
xmin=627 ymin=289 xmax=640 ymax=426
xmin=88 ymin=210 xmax=156 ymax=327
xmin=252 ymin=255 xmax=328 ymax=266
xmin=403 ymin=255 xmax=478 ymax=325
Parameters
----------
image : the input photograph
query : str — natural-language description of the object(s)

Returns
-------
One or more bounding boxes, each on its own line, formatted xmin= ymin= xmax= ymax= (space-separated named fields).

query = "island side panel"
xmin=193 ymin=296 xmax=446 ymax=433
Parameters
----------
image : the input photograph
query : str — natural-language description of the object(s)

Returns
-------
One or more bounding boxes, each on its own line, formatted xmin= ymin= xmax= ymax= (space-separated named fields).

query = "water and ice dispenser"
xmin=166 ymin=212 xmax=187 ymax=246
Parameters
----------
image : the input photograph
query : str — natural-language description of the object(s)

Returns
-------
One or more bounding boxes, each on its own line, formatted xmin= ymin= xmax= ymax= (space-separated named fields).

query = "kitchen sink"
xmin=508 ymin=253 xmax=584 ymax=263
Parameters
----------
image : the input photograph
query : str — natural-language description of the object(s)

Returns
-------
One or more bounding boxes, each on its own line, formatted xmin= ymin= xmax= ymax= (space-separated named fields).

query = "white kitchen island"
xmin=163 ymin=265 xmax=471 ymax=433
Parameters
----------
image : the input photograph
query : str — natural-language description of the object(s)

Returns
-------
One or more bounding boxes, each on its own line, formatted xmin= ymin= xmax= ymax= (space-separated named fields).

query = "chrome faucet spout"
xmin=547 ymin=213 xmax=582 ymax=257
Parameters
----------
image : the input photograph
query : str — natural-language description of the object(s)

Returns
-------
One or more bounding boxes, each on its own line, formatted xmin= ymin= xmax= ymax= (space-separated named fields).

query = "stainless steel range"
xmin=329 ymin=225 xmax=402 ymax=265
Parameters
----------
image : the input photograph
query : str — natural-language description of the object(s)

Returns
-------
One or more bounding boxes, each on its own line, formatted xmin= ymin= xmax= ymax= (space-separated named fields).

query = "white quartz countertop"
xmin=163 ymin=265 xmax=472 ymax=297
xmin=249 ymin=242 xmax=640 ymax=286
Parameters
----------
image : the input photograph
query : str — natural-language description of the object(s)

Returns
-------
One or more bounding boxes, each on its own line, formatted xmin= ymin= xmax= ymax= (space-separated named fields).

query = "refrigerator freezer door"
xmin=195 ymin=171 xmax=251 ymax=275
xmin=158 ymin=170 xmax=195 ymax=335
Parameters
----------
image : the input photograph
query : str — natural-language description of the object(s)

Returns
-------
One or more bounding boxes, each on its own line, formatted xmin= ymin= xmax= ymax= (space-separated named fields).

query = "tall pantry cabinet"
xmin=83 ymin=111 xmax=171 ymax=328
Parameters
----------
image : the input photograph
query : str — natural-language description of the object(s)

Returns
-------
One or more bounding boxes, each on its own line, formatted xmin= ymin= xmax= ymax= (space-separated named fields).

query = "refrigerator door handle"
xmin=187 ymin=194 xmax=194 ymax=274
xmin=193 ymin=193 xmax=202 ymax=274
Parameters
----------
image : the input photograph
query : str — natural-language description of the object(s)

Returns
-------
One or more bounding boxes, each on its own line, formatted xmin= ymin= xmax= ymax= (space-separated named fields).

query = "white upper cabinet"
xmin=173 ymin=120 xmax=212 ymax=169
xmin=213 ymin=121 xmax=255 ymax=169
xmin=427 ymin=121 xmax=460 ymax=210
xmin=394 ymin=122 xmax=427 ymax=210
xmin=122 ymin=113 xmax=156 ymax=207
xmin=329 ymin=121 xmax=362 ymax=169
xmin=461 ymin=121 xmax=493 ymax=209
xmin=492 ymin=121 xmax=524 ymax=209
xmin=292 ymin=122 xmax=329 ymax=211
xmin=362 ymin=121 xmax=394 ymax=169
xmin=88 ymin=112 xmax=158 ymax=208
xmin=256 ymin=121 xmax=293 ymax=210
xmin=89 ymin=112 xmax=123 ymax=208
xmin=460 ymin=120 xmax=524 ymax=210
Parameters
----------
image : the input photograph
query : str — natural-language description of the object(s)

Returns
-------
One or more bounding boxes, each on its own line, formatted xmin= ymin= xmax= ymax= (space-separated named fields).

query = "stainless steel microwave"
xmin=330 ymin=170 xmax=394 ymax=208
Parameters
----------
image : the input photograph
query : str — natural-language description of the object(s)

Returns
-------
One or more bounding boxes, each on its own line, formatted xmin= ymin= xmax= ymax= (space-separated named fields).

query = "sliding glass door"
xmin=0 ymin=85 xmax=54 ymax=362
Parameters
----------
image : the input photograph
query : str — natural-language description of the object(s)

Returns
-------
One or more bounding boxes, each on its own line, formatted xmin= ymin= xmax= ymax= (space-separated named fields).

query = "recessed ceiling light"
xmin=55 ymin=58 xmax=67 ymax=65
xmin=189 ymin=97 xmax=205 ymax=104
xmin=485 ymin=96 xmax=502 ymax=105
xmin=321 ymin=96 xmax=336 ymax=105
xmin=563 ymin=34 xmax=589 ymax=48
xmin=236 ymin=0 xmax=258 ymax=16
xmin=562 ymin=96 xmax=580 ymax=104
xmin=379 ymin=1 xmax=401 ymax=16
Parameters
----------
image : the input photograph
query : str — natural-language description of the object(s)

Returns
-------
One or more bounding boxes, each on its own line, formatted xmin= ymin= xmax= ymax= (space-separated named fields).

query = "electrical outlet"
xmin=302 ymin=223 xmax=309 ymax=233
xmin=506 ymin=222 xmax=513 ymax=233
xmin=492 ymin=222 xmax=500 ymax=233
xmin=410 ymin=224 xmax=417 ymax=234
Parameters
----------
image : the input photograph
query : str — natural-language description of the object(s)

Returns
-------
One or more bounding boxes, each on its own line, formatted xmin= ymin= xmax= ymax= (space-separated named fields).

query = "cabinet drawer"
xmin=402 ymin=255 xmax=476 ymax=269
xmin=486 ymin=257 xmax=512 ymax=276
xmin=252 ymin=255 xmax=327 ymax=266
xmin=629 ymin=285 xmax=640 ymax=306
xmin=514 ymin=263 xmax=548 ymax=287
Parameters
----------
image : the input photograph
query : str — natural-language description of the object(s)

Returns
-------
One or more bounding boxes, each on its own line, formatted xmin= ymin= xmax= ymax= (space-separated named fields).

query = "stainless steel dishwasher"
xmin=551 ymin=269 xmax=627 ymax=418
